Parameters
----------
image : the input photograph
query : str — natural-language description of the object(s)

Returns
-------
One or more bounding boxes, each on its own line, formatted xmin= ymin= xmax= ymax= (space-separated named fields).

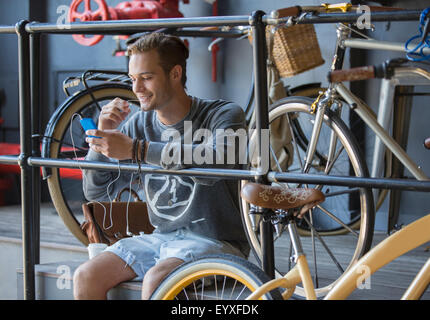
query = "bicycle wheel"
xmin=241 ymin=96 xmax=375 ymax=298
xmin=150 ymin=254 xmax=282 ymax=300
xmin=42 ymin=83 xmax=140 ymax=245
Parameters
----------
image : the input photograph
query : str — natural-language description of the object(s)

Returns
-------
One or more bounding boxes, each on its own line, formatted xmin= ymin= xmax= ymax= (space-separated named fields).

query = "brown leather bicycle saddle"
xmin=241 ymin=182 xmax=325 ymax=215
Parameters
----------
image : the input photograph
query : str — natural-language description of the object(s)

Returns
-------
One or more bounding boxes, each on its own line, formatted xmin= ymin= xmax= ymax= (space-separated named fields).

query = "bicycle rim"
xmin=241 ymin=96 xmax=374 ymax=298
xmin=44 ymin=84 xmax=139 ymax=245
xmin=150 ymin=254 xmax=282 ymax=300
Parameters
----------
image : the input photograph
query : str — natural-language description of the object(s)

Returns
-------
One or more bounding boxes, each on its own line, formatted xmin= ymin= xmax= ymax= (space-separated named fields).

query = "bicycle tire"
xmin=42 ymin=83 xmax=138 ymax=245
xmin=150 ymin=254 xmax=283 ymax=300
xmin=241 ymin=96 xmax=375 ymax=298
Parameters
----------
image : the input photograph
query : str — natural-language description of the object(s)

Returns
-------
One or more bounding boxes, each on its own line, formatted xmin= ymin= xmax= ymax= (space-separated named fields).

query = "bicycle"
xmin=250 ymin=58 xmax=430 ymax=299
xmin=240 ymin=6 xmax=430 ymax=298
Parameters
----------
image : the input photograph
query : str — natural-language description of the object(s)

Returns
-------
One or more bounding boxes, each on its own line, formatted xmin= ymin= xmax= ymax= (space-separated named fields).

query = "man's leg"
xmin=73 ymin=251 xmax=137 ymax=300
xmin=141 ymin=257 xmax=184 ymax=300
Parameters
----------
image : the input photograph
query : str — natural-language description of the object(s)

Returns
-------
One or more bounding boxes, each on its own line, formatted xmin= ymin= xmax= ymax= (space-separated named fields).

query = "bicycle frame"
xmin=336 ymin=80 xmax=428 ymax=181
xmin=337 ymin=25 xmax=430 ymax=182
xmin=305 ymin=24 xmax=429 ymax=189
xmin=246 ymin=217 xmax=317 ymax=300
xmin=246 ymin=211 xmax=430 ymax=300
xmin=325 ymin=213 xmax=430 ymax=300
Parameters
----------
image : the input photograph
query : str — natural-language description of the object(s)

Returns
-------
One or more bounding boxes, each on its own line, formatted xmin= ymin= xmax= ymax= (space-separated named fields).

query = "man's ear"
xmin=170 ymin=65 xmax=182 ymax=82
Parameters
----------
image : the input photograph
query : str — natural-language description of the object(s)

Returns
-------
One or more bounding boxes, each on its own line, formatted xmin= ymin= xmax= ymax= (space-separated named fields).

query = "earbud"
xmin=126 ymin=227 xmax=133 ymax=237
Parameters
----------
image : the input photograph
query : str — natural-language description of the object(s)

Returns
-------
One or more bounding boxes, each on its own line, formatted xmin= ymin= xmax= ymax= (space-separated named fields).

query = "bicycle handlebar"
xmin=328 ymin=65 xmax=376 ymax=83
xmin=272 ymin=4 xmax=405 ymax=19
xmin=273 ymin=6 xmax=301 ymax=18
xmin=328 ymin=58 xmax=411 ymax=83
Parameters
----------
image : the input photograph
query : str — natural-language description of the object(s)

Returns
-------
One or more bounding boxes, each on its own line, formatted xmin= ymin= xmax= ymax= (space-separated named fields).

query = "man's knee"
xmin=142 ymin=258 xmax=184 ymax=299
xmin=73 ymin=252 xmax=136 ymax=299
xmin=73 ymin=261 xmax=97 ymax=299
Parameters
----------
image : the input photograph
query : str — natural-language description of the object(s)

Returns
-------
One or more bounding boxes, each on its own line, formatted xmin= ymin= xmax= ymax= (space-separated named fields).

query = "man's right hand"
xmin=98 ymin=98 xmax=131 ymax=130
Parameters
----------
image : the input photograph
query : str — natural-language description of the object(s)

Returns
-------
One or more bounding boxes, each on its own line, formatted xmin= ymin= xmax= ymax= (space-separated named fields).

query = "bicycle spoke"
xmin=182 ymin=287 xmax=190 ymax=300
xmin=229 ymin=280 xmax=238 ymax=300
xmin=309 ymin=209 xmax=319 ymax=288
xmin=324 ymin=187 xmax=361 ymax=197
xmin=324 ymin=144 xmax=344 ymax=176
xmin=269 ymin=144 xmax=284 ymax=172
xmin=235 ymin=284 xmax=248 ymax=300
xmin=192 ymin=280 xmax=199 ymax=300
xmin=317 ymin=204 xmax=359 ymax=237
xmin=221 ymin=276 xmax=227 ymax=299
xmin=302 ymin=216 xmax=345 ymax=274
xmin=214 ymin=275 xmax=218 ymax=299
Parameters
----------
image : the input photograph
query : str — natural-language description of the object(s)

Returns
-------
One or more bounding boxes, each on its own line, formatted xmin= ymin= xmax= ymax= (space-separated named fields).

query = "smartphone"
xmin=80 ymin=118 xmax=101 ymax=138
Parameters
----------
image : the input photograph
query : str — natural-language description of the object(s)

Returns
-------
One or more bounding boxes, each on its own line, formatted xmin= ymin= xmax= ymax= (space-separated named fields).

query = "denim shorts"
xmin=104 ymin=227 xmax=245 ymax=280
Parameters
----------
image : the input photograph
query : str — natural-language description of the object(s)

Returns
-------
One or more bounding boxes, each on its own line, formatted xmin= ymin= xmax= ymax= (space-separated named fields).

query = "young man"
xmin=73 ymin=33 xmax=249 ymax=300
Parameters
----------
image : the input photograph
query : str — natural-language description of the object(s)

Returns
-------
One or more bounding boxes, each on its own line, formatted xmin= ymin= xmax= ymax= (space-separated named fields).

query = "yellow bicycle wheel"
xmin=150 ymin=254 xmax=282 ymax=300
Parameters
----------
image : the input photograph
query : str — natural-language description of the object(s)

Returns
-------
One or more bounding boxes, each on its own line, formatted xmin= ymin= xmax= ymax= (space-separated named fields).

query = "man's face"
xmin=128 ymin=50 xmax=174 ymax=112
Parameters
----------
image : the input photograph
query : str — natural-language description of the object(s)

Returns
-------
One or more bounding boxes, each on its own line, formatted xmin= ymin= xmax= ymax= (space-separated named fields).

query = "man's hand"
xmin=98 ymin=98 xmax=131 ymax=130
xmin=86 ymin=129 xmax=133 ymax=160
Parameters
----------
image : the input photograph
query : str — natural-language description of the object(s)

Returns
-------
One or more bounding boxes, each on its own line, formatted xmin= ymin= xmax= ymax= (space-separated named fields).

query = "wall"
xmin=0 ymin=0 xmax=429 ymax=230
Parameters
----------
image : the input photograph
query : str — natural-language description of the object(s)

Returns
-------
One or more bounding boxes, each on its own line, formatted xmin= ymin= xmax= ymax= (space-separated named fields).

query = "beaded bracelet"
xmin=131 ymin=137 xmax=138 ymax=162
xmin=140 ymin=139 xmax=146 ymax=163
xmin=135 ymin=139 xmax=143 ymax=187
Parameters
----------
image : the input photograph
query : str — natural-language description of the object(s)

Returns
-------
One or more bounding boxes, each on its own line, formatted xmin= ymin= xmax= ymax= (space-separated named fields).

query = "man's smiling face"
xmin=128 ymin=49 xmax=174 ymax=113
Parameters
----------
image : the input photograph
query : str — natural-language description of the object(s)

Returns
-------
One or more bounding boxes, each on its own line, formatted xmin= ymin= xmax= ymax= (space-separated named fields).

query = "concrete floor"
xmin=0 ymin=203 xmax=87 ymax=299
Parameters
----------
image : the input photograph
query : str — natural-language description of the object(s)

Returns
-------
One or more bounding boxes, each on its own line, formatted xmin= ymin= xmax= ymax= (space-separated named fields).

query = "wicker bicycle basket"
xmin=268 ymin=23 xmax=325 ymax=78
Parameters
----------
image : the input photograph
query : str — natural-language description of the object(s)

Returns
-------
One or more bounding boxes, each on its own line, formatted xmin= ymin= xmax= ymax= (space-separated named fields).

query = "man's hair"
xmin=127 ymin=33 xmax=189 ymax=87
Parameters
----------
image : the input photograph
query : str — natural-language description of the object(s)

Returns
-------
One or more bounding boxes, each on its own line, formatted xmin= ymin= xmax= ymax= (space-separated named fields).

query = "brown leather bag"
xmin=81 ymin=188 xmax=154 ymax=245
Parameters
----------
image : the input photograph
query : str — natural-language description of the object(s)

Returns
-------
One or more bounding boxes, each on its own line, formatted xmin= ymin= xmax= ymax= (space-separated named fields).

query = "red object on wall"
xmin=68 ymin=0 xmax=187 ymax=46
xmin=0 ymin=143 xmax=82 ymax=180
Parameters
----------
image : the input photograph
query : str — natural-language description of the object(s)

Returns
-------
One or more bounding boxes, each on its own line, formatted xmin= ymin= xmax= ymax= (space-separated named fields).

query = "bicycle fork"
xmin=304 ymin=87 xmax=340 ymax=176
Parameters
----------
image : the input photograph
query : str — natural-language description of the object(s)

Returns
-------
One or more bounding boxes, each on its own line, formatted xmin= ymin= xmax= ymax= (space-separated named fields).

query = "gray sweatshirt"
xmin=83 ymin=96 xmax=249 ymax=254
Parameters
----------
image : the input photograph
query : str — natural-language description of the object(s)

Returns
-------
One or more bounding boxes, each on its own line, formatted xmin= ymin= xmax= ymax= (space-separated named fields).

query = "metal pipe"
xmin=16 ymin=19 xmax=35 ymax=300
xmin=21 ymin=10 xmax=422 ymax=36
xmin=250 ymin=10 xmax=270 ymax=181
xmin=250 ymin=10 xmax=274 ymax=279
xmin=0 ymin=155 xmax=20 ymax=164
xmin=296 ymin=10 xmax=421 ymax=24
xmin=268 ymin=172 xmax=430 ymax=191
xmin=30 ymin=32 xmax=41 ymax=265
xmin=28 ymin=157 xmax=258 ymax=180
xmin=25 ymin=16 xmax=251 ymax=34
xmin=343 ymin=38 xmax=430 ymax=55
xmin=0 ymin=25 xmax=16 ymax=34
xmin=0 ymin=154 xmax=428 ymax=191
xmin=1 ymin=155 xmax=430 ymax=191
